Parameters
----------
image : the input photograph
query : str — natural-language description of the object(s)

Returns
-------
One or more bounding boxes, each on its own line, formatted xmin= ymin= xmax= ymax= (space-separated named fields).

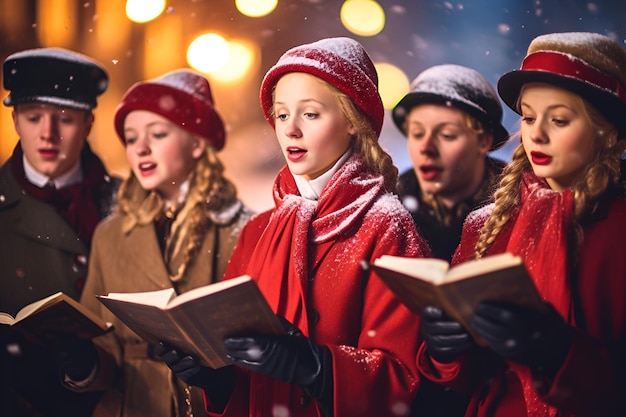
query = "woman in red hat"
xmin=157 ymin=37 xmax=431 ymax=417
xmin=417 ymin=32 xmax=626 ymax=417
xmin=59 ymin=69 xmax=253 ymax=417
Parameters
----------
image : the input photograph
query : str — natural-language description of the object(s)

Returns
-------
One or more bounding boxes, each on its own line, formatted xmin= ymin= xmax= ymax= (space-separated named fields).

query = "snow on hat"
xmin=260 ymin=37 xmax=384 ymax=136
xmin=392 ymin=64 xmax=509 ymax=150
xmin=498 ymin=32 xmax=626 ymax=135
xmin=114 ymin=69 xmax=225 ymax=150
xmin=3 ymin=47 xmax=108 ymax=110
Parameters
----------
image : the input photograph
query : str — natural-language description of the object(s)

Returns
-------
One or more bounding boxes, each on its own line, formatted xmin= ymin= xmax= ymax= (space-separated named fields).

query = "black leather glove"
xmin=223 ymin=316 xmax=323 ymax=387
xmin=421 ymin=306 xmax=475 ymax=363
xmin=155 ymin=342 xmax=234 ymax=412
xmin=470 ymin=301 xmax=573 ymax=377
xmin=53 ymin=335 xmax=98 ymax=381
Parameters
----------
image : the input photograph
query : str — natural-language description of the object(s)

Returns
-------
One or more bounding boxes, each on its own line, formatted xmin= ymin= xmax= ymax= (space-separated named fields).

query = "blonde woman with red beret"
xmin=157 ymin=37 xmax=431 ymax=417
xmin=418 ymin=32 xmax=626 ymax=417
xmin=59 ymin=69 xmax=253 ymax=417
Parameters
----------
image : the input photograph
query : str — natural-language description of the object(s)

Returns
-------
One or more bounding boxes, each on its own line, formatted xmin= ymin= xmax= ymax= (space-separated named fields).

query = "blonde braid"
xmin=474 ymin=142 xmax=528 ymax=258
xmin=475 ymin=98 xmax=625 ymax=258
xmin=167 ymin=146 xmax=239 ymax=281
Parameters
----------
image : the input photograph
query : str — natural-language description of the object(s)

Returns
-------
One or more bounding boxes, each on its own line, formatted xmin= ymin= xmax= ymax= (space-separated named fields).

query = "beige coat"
xmin=74 ymin=201 xmax=252 ymax=417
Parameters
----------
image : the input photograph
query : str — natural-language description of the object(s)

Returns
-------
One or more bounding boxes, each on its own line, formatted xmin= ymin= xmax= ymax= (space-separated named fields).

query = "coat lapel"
xmin=122 ymin=224 xmax=172 ymax=289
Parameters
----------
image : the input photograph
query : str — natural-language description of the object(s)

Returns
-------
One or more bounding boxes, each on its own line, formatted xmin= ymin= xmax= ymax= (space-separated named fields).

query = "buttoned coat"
xmin=0 ymin=152 xmax=118 ymax=417
xmin=72 ymin=198 xmax=252 ymax=417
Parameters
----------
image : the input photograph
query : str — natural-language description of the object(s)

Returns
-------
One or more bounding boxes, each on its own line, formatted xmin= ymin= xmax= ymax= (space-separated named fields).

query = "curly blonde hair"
xmin=474 ymin=91 xmax=625 ymax=259
xmin=116 ymin=145 xmax=239 ymax=281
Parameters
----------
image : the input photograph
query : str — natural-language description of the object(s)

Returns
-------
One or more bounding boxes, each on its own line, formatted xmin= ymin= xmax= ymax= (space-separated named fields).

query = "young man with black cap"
xmin=0 ymin=47 xmax=118 ymax=417
xmin=392 ymin=64 xmax=509 ymax=263
xmin=392 ymin=64 xmax=510 ymax=417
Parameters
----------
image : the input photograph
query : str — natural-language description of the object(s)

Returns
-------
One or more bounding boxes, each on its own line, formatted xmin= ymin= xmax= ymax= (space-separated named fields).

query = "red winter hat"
xmin=498 ymin=32 xmax=626 ymax=135
xmin=114 ymin=69 xmax=225 ymax=150
xmin=260 ymin=37 xmax=384 ymax=136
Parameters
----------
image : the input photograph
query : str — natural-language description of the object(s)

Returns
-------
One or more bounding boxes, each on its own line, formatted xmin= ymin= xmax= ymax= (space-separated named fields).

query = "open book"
xmin=96 ymin=276 xmax=285 ymax=368
xmin=370 ymin=252 xmax=547 ymax=345
xmin=0 ymin=292 xmax=112 ymax=341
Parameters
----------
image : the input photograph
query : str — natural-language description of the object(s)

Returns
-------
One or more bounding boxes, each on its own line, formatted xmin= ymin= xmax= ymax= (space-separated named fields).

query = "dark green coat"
xmin=0 ymin=147 xmax=119 ymax=417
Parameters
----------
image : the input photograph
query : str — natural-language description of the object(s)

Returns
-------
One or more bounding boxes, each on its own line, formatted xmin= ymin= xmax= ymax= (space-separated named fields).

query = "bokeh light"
xmin=375 ymin=62 xmax=410 ymax=109
xmin=340 ymin=0 xmax=385 ymax=37
xmin=236 ymin=0 xmax=277 ymax=18
xmin=126 ymin=0 xmax=166 ymax=23
xmin=186 ymin=33 xmax=230 ymax=74
xmin=209 ymin=40 xmax=258 ymax=83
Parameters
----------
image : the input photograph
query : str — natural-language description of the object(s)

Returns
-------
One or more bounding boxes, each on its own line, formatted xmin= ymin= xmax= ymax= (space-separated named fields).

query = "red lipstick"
xmin=530 ymin=151 xmax=552 ymax=165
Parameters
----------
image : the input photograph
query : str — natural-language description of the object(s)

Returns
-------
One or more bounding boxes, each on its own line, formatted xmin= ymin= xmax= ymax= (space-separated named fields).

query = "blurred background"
xmin=1 ymin=0 xmax=625 ymax=211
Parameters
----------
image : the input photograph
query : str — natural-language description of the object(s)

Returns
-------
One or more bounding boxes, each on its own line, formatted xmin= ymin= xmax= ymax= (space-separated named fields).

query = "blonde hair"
xmin=474 ymin=90 xmax=625 ymax=259
xmin=333 ymin=87 xmax=398 ymax=192
xmin=116 ymin=145 xmax=238 ymax=281
xmin=270 ymin=77 xmax=398 ymax=192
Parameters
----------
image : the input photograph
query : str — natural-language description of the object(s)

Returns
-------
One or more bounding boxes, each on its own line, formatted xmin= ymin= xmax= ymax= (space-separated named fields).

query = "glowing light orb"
xmin=375 ymin=63 xmax=410 ymax=110
xmin=126 ymin=0 xmax=166 ymax=23
xmin=187 ymin=33 xmax=230 ymax=73
xmin=340 ymin=0 xmax=385 ymax=37
xmin=236 ymin=0 xmax=278 ymax=18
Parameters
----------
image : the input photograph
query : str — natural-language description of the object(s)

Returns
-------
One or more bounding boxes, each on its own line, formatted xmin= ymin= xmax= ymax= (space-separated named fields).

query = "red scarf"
xmin=245 ymin=154 xmax=385 ymax=335
xmin=505 ymin=171 xmax=574 ymax=417
xmin=10 ymin=142 xmax=109 ymax=246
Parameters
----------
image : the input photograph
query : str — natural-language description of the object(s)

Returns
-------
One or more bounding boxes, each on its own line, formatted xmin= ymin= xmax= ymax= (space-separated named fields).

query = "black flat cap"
xmin=3 ymin=47 xmax=108 ymax=110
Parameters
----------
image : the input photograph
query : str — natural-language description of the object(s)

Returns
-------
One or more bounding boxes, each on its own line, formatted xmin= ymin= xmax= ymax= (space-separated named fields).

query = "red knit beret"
xmin=498 ymin=32 xmax=626 ymax=135
xmin=260 ymin=37 xmax=384 ymax=136
xmin=114 ymin=69 xmax=225 ymax=150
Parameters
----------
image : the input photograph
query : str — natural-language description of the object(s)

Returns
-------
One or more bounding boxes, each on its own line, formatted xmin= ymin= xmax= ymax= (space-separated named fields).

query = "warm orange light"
xmin=340 ymin=0 xmax=385 ymax=37
xmin=187 ymin=33 xmax=230 ymax=74
xmin=375 ymin=63 xmax=410 ymax=109
xmin=235 ymin=0 xmax=277 ymax=18
xmin=209 ymin=40 xmax=257 ymax=83
xmin=125 ymin=0 xmax=165 ymax=23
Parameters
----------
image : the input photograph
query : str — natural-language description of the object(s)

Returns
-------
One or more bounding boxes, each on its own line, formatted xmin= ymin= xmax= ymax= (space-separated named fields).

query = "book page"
xmin=101 ymin=288 xmax=177 ymax=308
xmin=0 ymin=312 xmax=15 ymax=325
xmin=14 ymin=292 xmax=63 ymax=321
xmin=168 ymin=275 xmax=252 ymax=308
xmin=373 ymin=256 xmax=450 ymax=284
xmin=445 ymin=252 xmax=521 ymax=283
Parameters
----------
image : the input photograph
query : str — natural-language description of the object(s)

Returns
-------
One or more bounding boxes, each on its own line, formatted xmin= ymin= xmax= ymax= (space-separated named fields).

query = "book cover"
xmin=371 ymin=253 xmax=547 ymax=344
xmin=0 ymin=292 xmax=112 ymax=341
xmin=97 ymin=275 xmax=285 ymax=368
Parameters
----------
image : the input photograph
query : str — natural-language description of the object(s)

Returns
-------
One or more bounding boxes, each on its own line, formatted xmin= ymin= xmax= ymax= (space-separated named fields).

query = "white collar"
xmin=293 ymin=149 xmax=352 ymax=200
xmin=23 ymin=153 xmax=83 ymax=189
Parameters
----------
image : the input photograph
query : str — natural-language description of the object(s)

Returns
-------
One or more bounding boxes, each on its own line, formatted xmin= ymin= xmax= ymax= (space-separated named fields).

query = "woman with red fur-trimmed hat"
xmin=58 ymin=69 xmax=253 ymax=417
xmin=418 ymin=32 xmax=626 ymax=417
xmin=156 ymin=37 xmax=431 ymax=417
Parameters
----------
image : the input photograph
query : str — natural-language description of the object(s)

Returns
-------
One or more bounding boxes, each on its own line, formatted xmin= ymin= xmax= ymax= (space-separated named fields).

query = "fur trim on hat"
xmin=260 ymin=37 xmax=384 ymax=136
xmin=498 ymin=32 xmax=626 ymax=135
xmin=392 ymin=64 xmax=509 ymax=150
xmin=114 ymin=69 xmax=225 ymax=150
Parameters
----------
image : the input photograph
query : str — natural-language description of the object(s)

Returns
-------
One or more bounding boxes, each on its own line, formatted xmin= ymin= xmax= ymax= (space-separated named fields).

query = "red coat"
xmin=417 ymin=173 xmax=626 ymax=417
xmin=211 ymin=155 xmax=431 ymax=417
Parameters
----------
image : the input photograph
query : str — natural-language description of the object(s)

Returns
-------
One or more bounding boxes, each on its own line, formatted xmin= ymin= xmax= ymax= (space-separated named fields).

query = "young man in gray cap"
xmin=0 ymin=47 xmax=118 ymax=417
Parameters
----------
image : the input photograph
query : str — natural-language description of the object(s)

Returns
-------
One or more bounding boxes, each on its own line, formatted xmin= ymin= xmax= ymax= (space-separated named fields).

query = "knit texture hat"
xmin=260 ymin=37 xmax=384 ymax=136
xmin=114 ymin=69 xmax=225 ymax=150
xmin=392 ymin=64 xmax=509 ymax=150
xmin=498 ymin=32 xmax=626 ymax=135
xmin=3 ymin=47 xmax=108 ymax=110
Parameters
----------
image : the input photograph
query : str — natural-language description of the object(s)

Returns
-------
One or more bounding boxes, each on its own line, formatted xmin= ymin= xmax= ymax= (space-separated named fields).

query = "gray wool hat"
xmin=3 ymin=47 xmax=108 ymax=111
xmin=392 ymin=64 xmax=509 ymax=150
